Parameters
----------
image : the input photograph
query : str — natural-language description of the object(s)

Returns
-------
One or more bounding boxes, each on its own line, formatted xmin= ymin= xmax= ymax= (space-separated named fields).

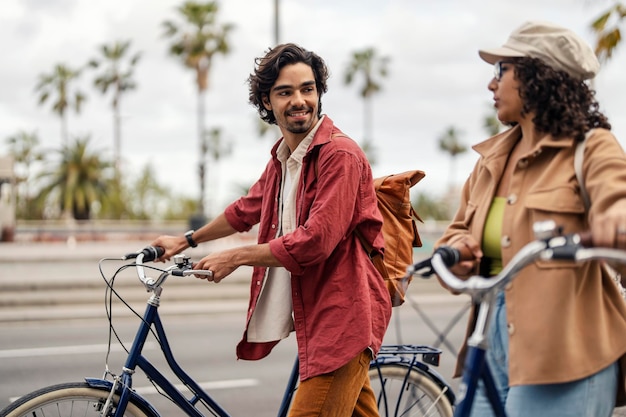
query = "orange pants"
xmin=288 ymin=350 xmax=379 ymax=417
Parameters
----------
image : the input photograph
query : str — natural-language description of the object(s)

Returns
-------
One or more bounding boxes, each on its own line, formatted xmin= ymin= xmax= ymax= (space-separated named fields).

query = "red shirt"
xmin=224 ymin=116 xmax=391 ymax=380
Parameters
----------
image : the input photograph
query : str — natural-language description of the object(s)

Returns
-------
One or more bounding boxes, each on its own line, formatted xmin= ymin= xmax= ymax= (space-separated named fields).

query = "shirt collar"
xmin=276 ymin=116 xmax=325 ymax=165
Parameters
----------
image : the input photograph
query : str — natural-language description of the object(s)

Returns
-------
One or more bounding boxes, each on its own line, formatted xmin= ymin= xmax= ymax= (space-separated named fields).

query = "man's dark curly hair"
xmin=247 ymin=43 xmax=329 ymax=125
xmin=510 ymin=57 xmax=610 ymax=142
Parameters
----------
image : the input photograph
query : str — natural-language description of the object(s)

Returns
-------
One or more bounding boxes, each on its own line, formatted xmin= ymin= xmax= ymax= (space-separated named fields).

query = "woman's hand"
xmin=443 ymin=234 xmax=483 ymax=277
xmin=591 ymin=199 xmax=626 ymax=248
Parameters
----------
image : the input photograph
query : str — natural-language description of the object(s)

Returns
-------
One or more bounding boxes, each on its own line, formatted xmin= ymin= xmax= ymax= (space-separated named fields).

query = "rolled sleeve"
xmin=269 ymin=237 xmax=305 ymax=275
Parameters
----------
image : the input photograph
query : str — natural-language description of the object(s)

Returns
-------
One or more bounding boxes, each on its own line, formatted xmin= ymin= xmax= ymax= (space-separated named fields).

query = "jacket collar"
xmin=473 ymin=124 xmax=575 ymax=162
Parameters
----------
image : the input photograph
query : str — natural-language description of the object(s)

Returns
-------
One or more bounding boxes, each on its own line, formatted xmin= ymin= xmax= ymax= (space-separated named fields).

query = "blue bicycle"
xmin=0 ymin=247 xmax=454 ymax=417
xmin=408 ymin=220 xmax=626 ymax=417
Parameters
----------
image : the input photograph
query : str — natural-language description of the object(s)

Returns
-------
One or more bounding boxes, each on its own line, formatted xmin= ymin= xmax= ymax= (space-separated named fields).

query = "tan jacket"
xmin=436 ymin=125 xmax=626 ymax=403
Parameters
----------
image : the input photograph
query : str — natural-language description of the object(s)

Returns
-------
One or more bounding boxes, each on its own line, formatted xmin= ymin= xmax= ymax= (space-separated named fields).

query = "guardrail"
xmin=13 ymin=219 xmax=191 ymax=242
xmin=8 ymin=219 xmax=448 ymax=245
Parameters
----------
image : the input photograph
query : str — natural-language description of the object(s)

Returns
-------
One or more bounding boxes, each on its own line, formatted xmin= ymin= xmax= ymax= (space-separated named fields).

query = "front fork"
xmin=454 ymin=294 xmax=507 ymax=417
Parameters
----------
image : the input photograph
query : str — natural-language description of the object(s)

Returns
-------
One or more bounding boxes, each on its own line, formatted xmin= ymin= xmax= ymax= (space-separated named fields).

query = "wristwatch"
xmin=184 ymin=230 xmax=198 ymax=248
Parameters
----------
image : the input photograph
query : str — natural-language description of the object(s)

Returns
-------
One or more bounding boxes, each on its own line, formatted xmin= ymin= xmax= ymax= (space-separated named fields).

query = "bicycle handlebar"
xmin=409 ymin=220 xmax=626 ymax=300
xmin=125 ymin=248 xmax=213 ymax=292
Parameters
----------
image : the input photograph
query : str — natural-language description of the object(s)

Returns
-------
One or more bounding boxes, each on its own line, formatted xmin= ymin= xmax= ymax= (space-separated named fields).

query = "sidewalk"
xmin=0 ymin=239 xmax=463 ymax=324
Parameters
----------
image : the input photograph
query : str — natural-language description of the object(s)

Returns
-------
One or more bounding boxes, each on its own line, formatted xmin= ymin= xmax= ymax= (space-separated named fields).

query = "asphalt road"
xmin=0 ymin=238 xmax=472 ymax=415
xmin=0 ymin=300 xmax=470 ymax=416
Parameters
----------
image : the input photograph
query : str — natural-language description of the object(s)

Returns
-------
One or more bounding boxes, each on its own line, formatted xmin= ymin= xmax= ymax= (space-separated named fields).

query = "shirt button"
xmin=271 ymin=224 xmax=276 ymax=229
xmin=507 ymin=323 xmax=515 ymax=335
xmin=501 ymin=236 xmax=511 ymax=248
xmin=507 ymin=194 xmax=517 ymax=205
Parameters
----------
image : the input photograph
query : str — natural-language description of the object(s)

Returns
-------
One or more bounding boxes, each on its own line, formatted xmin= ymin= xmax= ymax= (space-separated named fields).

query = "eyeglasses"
xmin=494 ymin=60 xmax=514 ymax=81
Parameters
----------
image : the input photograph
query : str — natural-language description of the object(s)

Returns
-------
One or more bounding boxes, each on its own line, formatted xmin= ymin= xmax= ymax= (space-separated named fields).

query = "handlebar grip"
xmin=142 ymin=246 xmax=165 ymax=262
xmin=124 ymin=246 xmax=165 ymax=262
xmin=433 ymin=246 xmax=461 ymax=267
xmin=434 ymin=245 xmax=476 ymax=266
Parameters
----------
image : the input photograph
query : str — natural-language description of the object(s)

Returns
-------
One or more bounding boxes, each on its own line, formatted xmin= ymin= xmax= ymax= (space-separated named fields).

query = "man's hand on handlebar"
xmin=150 ymin=235 xmax=188 ymax=262
xmin=193 ymin=249 xmax=239 ymax=283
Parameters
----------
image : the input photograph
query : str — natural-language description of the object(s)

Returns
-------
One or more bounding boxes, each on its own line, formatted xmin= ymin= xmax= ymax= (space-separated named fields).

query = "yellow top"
xmin=482 ymin=197 xmax=506 ymax=275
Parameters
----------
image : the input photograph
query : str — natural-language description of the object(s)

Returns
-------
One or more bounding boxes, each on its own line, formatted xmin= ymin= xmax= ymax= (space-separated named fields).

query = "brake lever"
xmin=169 ymin=254 xmax=214 ymax=277
xmin=407 ymin=258 xmax=435 ymax=278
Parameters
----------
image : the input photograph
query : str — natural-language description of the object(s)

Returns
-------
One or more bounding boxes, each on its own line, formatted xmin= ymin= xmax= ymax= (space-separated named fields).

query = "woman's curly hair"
xmin=512 ymin=57 xmax=610 ymax=141
xmin=247 ymin=43 xmax=329 ymax=125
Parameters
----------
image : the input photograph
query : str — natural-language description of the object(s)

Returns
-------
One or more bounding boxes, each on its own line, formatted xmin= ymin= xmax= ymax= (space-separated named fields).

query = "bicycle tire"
xmin=369 ymin=363 xmax=454 ymax=417
xmin=0 ymin=382 xmax=154 ymax=417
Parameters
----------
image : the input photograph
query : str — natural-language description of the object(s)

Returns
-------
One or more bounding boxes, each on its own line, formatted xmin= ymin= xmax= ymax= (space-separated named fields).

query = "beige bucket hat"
xmin=478 ymin=20 xmax=600 ymax=80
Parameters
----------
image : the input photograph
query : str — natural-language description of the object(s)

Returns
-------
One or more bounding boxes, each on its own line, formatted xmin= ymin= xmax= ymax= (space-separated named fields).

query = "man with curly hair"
xmin=435 ymin=21 xmax=626 ymax=417
xmin=152 ymin=43 xmax=391 ymax=416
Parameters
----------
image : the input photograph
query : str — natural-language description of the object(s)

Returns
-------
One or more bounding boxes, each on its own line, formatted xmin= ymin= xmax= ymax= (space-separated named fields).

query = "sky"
xmin=1 ymin=0 xmax=625 ymax=215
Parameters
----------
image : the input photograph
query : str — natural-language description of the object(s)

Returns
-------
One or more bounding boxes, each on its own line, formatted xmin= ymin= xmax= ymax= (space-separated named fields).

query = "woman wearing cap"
xmin=435 ymin=20 xmax=626 ymax=417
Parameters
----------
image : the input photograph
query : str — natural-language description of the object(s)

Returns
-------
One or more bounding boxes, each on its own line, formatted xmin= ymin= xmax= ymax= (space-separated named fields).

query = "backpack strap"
xmin=574 ymin=130 xmax=595 ymax=211
xmin=575 ymin=129 xmax=626 ymax=293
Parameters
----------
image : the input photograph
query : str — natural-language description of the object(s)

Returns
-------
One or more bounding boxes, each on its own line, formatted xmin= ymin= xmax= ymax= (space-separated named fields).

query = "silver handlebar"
xmin=134 ymin=253 xmax=212 ymax=292
xmin=428 ymin=220 xmax=626 ymax=301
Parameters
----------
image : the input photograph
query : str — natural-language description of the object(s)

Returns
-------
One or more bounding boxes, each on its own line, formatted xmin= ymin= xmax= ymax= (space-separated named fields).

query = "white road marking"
xmin=8 ymin=379 xmax=259 ymax=402
xmin=0 ymin=342 xmax=156 ymax=358
xmin=134 ymin=378 xmax=259 ymax=395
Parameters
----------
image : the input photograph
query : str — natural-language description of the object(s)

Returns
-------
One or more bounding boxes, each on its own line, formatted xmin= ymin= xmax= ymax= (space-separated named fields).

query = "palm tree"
xmin=4 ymin=130 xmax=46 ymax=219
xmin=273 ymin=0 xmax=280 ymax=45
xmin=413 ymin=192 xmax=450 ymax=221
xmin=201 ymin=127 xmax=232 ymax=217
xmin=127 ymin=163 xmax=169 ymax=220
xmin=88 ymin=40 xmax=141 ymax=177
xmin=35 ymin=63 xmax=86 ymax=147
xmin=162 ymin=1 xmax=234 ymax=216
xmin=37 ymin=135 xmax=112 ymax=220
xmin=344 ymin=47 xmax=390 ymax=165
xmin=437 ymin=126 xmax=467 ymax=189
xmin=591 ymin=2 xmax=625 ymax=62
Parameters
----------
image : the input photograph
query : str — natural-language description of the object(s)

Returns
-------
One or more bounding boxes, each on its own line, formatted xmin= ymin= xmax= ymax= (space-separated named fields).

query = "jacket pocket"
xmin=526 ymin=186 xmax=585 ymax=270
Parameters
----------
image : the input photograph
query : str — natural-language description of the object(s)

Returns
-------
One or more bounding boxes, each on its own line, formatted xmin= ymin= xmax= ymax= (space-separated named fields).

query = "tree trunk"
xmin=113 ymin=94 xmax=121 ymax=178
xmin=61 ymin=110 xmax=69 ymax=148
xmin=197 ymin=87 xmax=206 ymax=217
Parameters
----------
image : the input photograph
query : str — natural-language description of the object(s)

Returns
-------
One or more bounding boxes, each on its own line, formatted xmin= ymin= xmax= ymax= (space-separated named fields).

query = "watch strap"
xmin=185 ymin=230 xmax=198 ymax=248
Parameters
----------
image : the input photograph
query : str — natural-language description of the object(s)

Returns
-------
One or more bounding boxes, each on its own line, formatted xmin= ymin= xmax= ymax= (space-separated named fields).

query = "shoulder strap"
xmin=574 ymin=130 xmax=595 ymax=211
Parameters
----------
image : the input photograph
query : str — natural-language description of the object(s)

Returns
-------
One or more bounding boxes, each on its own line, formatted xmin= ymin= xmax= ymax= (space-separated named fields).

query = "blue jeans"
xmin=469 ymin=291 xmax=618 ymax=417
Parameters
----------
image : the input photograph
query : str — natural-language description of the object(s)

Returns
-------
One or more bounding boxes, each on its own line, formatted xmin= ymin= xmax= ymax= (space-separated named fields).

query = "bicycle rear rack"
xmin=377 ymin=344 xmax=442 ymax=366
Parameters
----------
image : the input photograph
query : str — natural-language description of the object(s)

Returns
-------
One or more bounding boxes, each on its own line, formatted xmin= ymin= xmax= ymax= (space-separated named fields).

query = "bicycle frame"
xmin=78 ymin=250 xmax=455 ymax=417
xmin=89 ymin=291 xmax=454 ymax=417
xmin=88 ymin=290 xmax=247 ymax=417
xmin=452 ymin=293 xmax=507 ymax=417
xmin=420 ymin=220 xmax=626 ymax=417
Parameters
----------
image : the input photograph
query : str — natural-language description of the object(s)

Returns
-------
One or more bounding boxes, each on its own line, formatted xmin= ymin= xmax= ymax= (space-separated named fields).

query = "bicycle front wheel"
xmin=369 ymin=363 xmax=453 ymax=417
xmin=0 ymin=382 xmax=153 ymax=417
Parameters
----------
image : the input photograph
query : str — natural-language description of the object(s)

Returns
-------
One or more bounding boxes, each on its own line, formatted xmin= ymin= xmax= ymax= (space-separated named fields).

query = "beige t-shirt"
xmin=246 ymin=118 xmax=323 ymax=342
